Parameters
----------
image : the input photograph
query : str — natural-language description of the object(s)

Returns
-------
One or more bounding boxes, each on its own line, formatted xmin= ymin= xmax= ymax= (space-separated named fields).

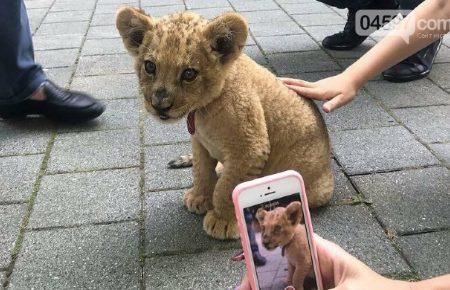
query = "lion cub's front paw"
xmin=203 ymin=210 xmax=239 ymax=240
xmin=183 ymin=188 xmax=212 ymax=215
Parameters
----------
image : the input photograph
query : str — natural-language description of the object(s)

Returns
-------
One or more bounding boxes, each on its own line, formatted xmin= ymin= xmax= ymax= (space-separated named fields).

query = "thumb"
xmin=322 ymin=94 xmax=347 ymax=113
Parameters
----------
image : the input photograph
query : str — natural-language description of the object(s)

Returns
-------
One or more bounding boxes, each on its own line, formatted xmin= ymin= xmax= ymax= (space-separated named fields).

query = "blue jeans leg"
xmin=0 ymin=0 xmax=47 ymax=106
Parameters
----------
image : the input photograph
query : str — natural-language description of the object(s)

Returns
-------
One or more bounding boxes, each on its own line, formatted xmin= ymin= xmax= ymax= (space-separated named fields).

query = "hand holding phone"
xmin=233 ymin=170 xmax=323 ymax=290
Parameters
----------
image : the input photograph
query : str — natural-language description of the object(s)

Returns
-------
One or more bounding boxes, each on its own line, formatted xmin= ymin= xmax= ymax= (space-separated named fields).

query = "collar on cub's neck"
xmin=187 ymin=110 xmax=196 ymax=135
xmin=281 ymin=232 xmax=297 ymax=257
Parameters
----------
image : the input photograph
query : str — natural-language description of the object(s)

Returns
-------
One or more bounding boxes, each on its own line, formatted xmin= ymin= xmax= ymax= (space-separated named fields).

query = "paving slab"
xmin=43 ymin=10 xmax=92 ymax=23
xmin=397 ymin=231 xmax=450 ymax=279
xmin=302 ymin=24 xmax=343 ymax=42
xmin=190 ymin=7 xmax=234 ymax=20
xmin=0 ymin=119 xmax=53 ymax=157
xmin=87 ymin=24 xmax=121 ymax=39
xmin=91 ymin=12 xmax=117 ymax=26
xmin=25 ymin=0 xmax=53 ymax=9
xmin=50 ymin=0 xmax=96 ymax=12
xmin=35 ymin=48 xmax=79 ymax=68
xmin=281 ymin=70 xmax=341 ymax=82
xmin=140 ymin=0 xmax=184 ymax=6
xmin=145 ymin=143 xmax=192 ymax=191
xmin=1 ymin=271 xmax=5 ymax=287
xmin=145 ymin=190 xmax=238 ymax=256
xmin=145 ymin=249 xmax=244 ymax=289
xmin=312 ymin=205 xmax=410 ymax=275
xmin=142 ymin=5 xmax=185 ymax=17
xmin=48 ymin=129 xmax=140 ymax=174
xmin=30 ymin=168 xmax=140 ymax=228
xmin=9 ymin=222 xmax=140 ymax=289
xmin=0 ymin=154 xmax=43 ymax=203
xmin=255 ymin=34 xmax=319 ymax=54
xmin=241 ymin=10 xmax=292 ymax=23
xmin=35 ymin=21 xmax=89 ymax=36
xmin=293 ymin=12 xmax=345 ymax=26
xmin=28 ymin=8 xmax=48 ymax=33
xmin=434 ymin=45 xmax=450 ymax=63
xmin=71 ymin=74 xmax=139 ymax=99
xmin=393 ymin=106 xmax=450 ymax=144
xmin=244 ymin=45 xmax=268 ymax=66
xmin=280 ymin=2 xmax=333 ymax=14
xmin=186 ymin=0 xmax=230 ymax=9
xmin=0 ymin=205 xmax=25 ymax=269
xmin=75 ymin=54 xmax=134 ymax=76
xmin=82 ymin=38 xmax=127 ymax=55
xmin=430 ymin=143 xmax=450 ymax=164
xmin=144 ymin=116 xmax=189 ymax=145
xmin=351 ymin=167 xmax=450 ymax=234
xmin=330 ymin=160 xmax=358 ymax=205
xmin=331 ymin=126 xmax=439 ymax=175
xmin=43 ymin=67 xmax=74 ymax=87
xmin=322 ymin=92 xmax=396 ymax=131
xmin=428 ymin=63 xmax=450 ymax=89
xmin=249 ymin=21 xmax=304 ymax=37
xmin=57 ymin=98 xmax=139 ymax=133
xmin=33 ymin=34 xmax=84 ymax=51
xmin=98 ymin=0 xmax=137 ymax=4
xmin=268 ymin=50 xmax=340 ymax=74
xmin=233 ymin=0 xmax=279 ymax=11
xmin=326 ymin=39 xmax=377 ymax=59
xmin=364 ymin=79 xmax=450 ymax=108
xmin=95 ymin=2 xmax=139 ymax=14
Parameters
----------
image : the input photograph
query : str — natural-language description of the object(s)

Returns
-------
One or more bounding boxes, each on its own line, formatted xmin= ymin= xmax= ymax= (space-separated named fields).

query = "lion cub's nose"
xmin=151 ymin=88 xmax=172 ymax=110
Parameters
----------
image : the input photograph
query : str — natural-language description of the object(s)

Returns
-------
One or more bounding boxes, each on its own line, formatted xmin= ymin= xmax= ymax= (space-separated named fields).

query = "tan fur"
xmin=256 ymin=202 xmax=313 ymax=290
xmin=116 ymin=7 xmax=333 ymax=240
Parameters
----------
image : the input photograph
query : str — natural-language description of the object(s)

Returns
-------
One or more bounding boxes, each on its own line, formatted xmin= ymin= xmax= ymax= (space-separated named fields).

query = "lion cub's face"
xmin=116 ymin=7 xmax=248 ymax=121
xmin=256 ymin=201 xmax=303 ymax=250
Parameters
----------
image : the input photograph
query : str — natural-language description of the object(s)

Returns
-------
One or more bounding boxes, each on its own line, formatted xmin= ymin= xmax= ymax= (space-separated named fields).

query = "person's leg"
xmin=382 ymin=0 xmax=442 ymax=82
xmin=0 ymin=0 xmax=46 ymax=106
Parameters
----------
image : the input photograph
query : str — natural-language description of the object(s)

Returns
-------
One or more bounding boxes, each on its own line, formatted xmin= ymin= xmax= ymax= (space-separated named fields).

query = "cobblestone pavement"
xmin=1 ymin=0 xmax=449 ymax=289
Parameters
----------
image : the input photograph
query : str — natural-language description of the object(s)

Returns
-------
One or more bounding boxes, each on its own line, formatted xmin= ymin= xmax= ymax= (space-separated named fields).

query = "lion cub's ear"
xmin=255 ymin=208 xmax=267 ymax=223
xmin=203 ymin=12 xmax=248 ymax=64
xmin=286 ymin=201 xmax=303 ymax=225
xmin=116 ymin=6 xmax=154 ymax=56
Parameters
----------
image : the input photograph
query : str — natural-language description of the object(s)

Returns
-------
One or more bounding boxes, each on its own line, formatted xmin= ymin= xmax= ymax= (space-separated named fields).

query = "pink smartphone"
xmin=232 ymin=170 xmax=323 ymax=290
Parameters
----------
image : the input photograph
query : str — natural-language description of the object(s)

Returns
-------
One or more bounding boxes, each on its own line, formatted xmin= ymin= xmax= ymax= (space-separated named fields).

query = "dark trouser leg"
xmin=0 ymin=0 xmax=46 ymax=106
xmin=398 ymin=0 xmax=423 ymax=9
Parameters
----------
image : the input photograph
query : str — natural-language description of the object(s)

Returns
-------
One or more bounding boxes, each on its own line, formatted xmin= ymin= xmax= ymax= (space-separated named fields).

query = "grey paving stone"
xmin=71 ymin=74 xmax=139 ymax=99
xmin=330 ymin=160 xmax=358 ymax=205
xmin=30 ymin=168 xmax=140 ymax=228
xmin=142 ymin=5 xmax=185 ymax=17
xmin=50 ymin=0 xmax=97 ymax=12
xmin=393 ymin=106 xmax=450 ymax=143
xmin=256 ymin=34 xmax=319 ymax=54
xmin=82 ymin=38 xmax=127 ymax=55
xmin=145 ymin=190 xmax=238 ymax=255
xmin=303 ymin=24 xmax=343 ymax=42
xmin=233 ymin=0 xmax=279 ymax=11
xmin=95 ymin=2 xmax=138 ymax=14
xmin=144 ymin=116 xmax=189 ymax=145
xmin=0 ymin=154 xmax=43 ymax=203
xmin=326 ymin=39 xmax=376 ymax=59
xmin=75 ymin=54 xmax=134 ymax=76
xmin=364 ymin=79 xmax=450 ymax=109
xmin=145 ymin=249 xmax=244 ymax=289
xmin=293 ymin=13 xmax=345 ymax=26
xmin=25 ymin=0 xmax=53 ymax=9
xmin=43 ymin=67 xmax=74 ymax=87
xmin=35 ymin=48 xmax=79 ymax=68
xmin=241 ymin=10 xmax=291 ymax=23
xmin=43 ymin=10 xmax=92 ymax=23
xmin=430 ymin=143 xmax=450 ymax=164
xmin=91 ymin=13 xmax=117 ymax=26
xmin=0 ymin=205 xmax=25 ymax=269
xmin=429 ymin=63 xmax=450 ymax=89
xmin=145 ymin=143 xmax=192 ymax=191
xmin=435 ymin=45 xmax=450 ymax=63
xmin=0 ymin=271 xmax=5 ymax=286
xmin=397 ymin=231 xmax=450 ymax=279
xmin=141 ymin=0 xmax=184 ymax=6
xmin=331 ymin=126 xmax=439 ymax=175
xmin=35 ymin=21 xmax=89 ymax=36
xmin=244 ymin=45 xmax=268 ymax=65
xmin=48 ymin=129 xmax=140 ymax=174
xmin=87 ymin=25 xmax=120 ymax=39
xmin=281 ymin=2 xmax=333 ymax=14
xmin=312 ymin=205 xmax=411 ymax=275
xmin=97 ymin=0 xmax=137 ymax=4
xmin=268 ymin=50 xmax=339 ymax=74
xmin=322 ymin=92 xmax=396 ymax=131
xmin=28 ymin=8 xmax=48 ymax=32
xmin=190 ymin=7 xmax=234 ymax=20
xmin=186 ymin=0 xmax=230 ymax=9
xmin=33 ymin=34 xmax=84 ymax=51
xmin=249 ymin=21 xmax=304 ymax=37
xmin=9 ymin=222 xmax=140 ymax=289
xmin=57 ymin=99 xmax=139 ymax=133
xmin=0 ymin=119 xmax=53 ymax=156
xmin=352 ymin=167 xmax=450 ymax=234
xmin=281 ymin=70 xmax=341 ymax=82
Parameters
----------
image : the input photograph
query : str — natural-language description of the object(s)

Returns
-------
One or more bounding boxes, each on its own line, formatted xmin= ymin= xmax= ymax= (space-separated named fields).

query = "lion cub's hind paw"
xmin=183 ymin=188 xmax=212 ymax=215
xmin=203 ymin=210 xmax=239 ymax=240
xmin=168 ymin=154 xmax=193 ymax=169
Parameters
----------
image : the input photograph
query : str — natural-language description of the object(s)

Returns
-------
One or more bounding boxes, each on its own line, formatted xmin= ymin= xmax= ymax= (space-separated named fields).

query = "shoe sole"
xmin=382 ymin=70 xmax=430 ymax=83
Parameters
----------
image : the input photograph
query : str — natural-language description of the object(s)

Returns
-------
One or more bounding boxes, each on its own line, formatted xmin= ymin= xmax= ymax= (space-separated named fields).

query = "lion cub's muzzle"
xmin=149 ymin=88 xmax=173 ymax=120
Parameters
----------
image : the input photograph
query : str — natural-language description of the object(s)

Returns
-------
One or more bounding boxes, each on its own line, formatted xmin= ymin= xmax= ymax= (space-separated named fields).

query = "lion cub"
xmin=256 ymin=202 xmax=313 ymax=290
xmin=116 ymin=7 xmax=333 ymax=240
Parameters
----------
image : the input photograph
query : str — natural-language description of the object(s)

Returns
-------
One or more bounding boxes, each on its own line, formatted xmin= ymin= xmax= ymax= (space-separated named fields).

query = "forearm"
xmin=410 ymin=274 xmax=450 ymax=290
xmin=345 ymin=0 xmax=450 ymax=88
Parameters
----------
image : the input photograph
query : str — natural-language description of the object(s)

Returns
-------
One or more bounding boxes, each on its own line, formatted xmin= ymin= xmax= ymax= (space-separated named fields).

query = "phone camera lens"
xmin=267 ymin=186 xmax=271 ymax=190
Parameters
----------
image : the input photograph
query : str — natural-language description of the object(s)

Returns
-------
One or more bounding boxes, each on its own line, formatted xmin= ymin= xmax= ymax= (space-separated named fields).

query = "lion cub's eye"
xmin=144 ymin=60 xmax=156 ymax=75
xmin=181 ymin=68 xmax=198 ymax=82
xmin=273 ymin=225 xmax=282 ymax=234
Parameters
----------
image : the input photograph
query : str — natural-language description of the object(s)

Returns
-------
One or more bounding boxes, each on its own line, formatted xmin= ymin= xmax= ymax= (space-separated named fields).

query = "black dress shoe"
xmin=323 ymin=0 xmax=399 ymax=51
xmin=0 ymin=81 xmax=105 ymax=122
xmin=382 ymin=38 xmax=443 ymax=83
xmin=253 ymin=251 xmax=267 ymax=266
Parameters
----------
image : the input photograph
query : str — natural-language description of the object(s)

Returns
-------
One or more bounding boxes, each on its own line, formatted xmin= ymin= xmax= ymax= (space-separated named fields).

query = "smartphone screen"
xmin=242 ymin=192 xmax=318 ymax=290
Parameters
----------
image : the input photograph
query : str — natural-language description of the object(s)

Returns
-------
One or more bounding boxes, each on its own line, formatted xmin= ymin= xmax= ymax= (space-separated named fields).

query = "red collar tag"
xmin=187 ymin=111 xmax=196 ymax=135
